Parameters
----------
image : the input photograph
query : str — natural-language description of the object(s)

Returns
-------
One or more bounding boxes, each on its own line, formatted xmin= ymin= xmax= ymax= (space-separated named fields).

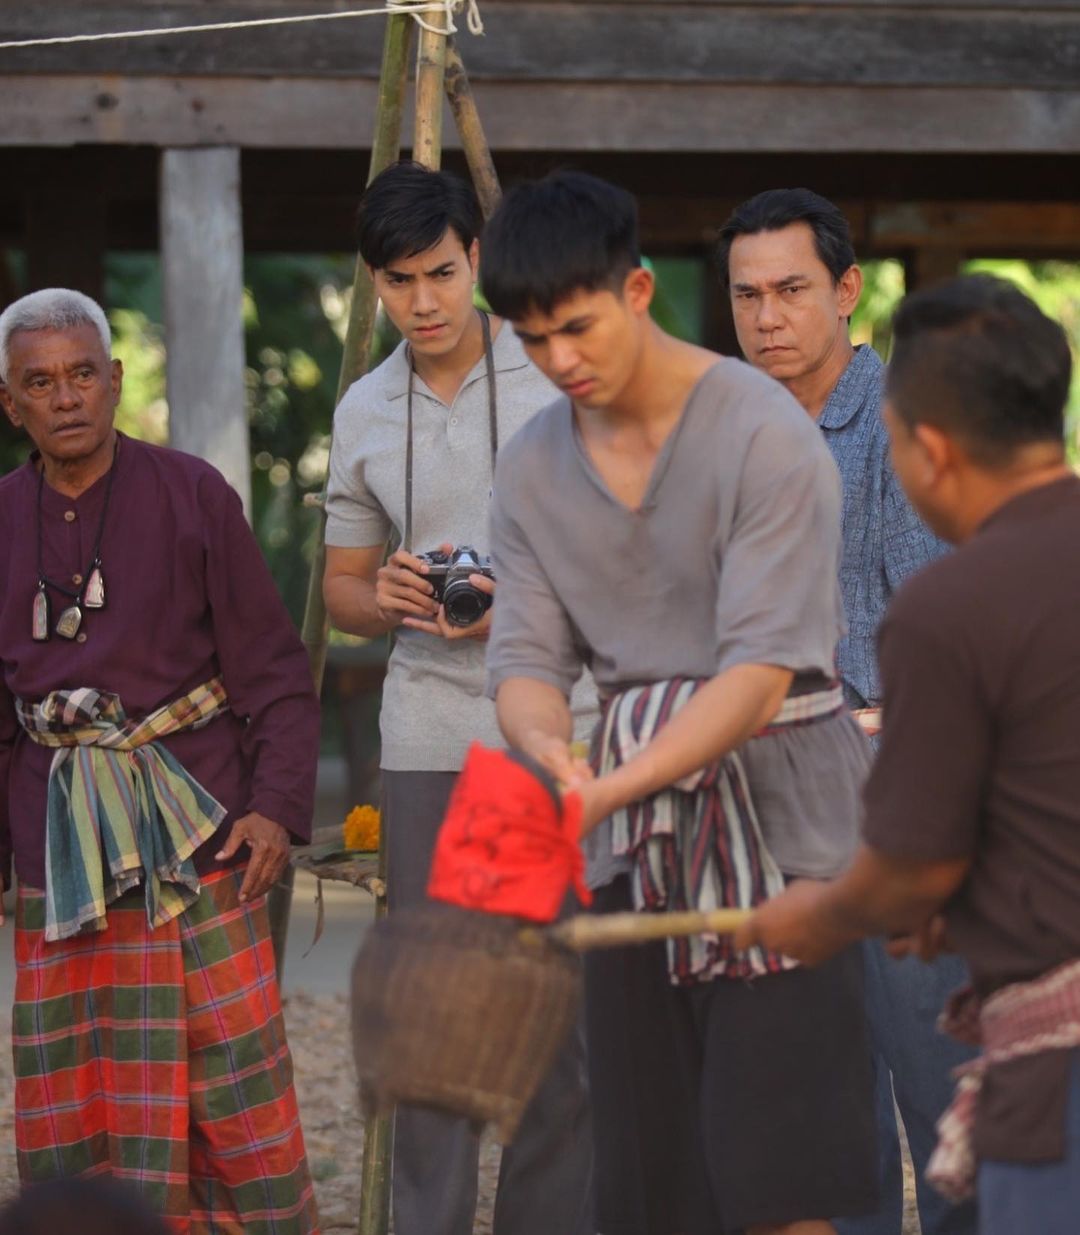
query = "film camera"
xmin=415 ymin=545 xmax=496 ymax=628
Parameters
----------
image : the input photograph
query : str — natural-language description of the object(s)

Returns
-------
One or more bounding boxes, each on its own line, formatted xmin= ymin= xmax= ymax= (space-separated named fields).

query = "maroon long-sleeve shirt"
xmin=0 ymin=434 xmax=320 ymax=891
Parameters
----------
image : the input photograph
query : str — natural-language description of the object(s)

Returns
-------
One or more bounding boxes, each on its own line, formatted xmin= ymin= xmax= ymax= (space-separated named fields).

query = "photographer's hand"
xmin=375 ymin=544 xmax=448 ymax=627
xmin=403 ymin=574 xmax=496 ymax=641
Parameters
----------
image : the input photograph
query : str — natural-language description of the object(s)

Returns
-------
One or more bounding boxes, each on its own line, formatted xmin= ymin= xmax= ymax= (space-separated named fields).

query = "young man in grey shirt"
xmin=481 ymin=170 xmax=878 ymax=1235
xmin=719 ymin=188 xmax=975 ymax=1235
xmin=323 ymin=161 xmax=593 ymax=1235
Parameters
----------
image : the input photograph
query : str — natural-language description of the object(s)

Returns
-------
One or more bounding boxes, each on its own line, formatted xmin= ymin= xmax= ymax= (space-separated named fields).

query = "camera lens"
xmin=443 ymin=578 xmax=488 ymax=627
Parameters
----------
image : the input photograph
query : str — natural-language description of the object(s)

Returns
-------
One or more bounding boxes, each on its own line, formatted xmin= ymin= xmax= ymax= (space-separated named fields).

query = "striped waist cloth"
xmin=595 ymin=678 xmax=843 ymax=983
xmin=15 ymin=678 xmax=229 ymax=942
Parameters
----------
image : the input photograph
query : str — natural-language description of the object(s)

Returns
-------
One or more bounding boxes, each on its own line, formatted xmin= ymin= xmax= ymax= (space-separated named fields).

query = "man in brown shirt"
xmin=737 ymin=273 xmax=1080 ymax=1235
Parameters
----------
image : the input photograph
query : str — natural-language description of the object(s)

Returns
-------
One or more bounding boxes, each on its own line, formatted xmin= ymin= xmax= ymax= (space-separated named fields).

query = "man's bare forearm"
xmin=594 ymin=663 xmax=792 ymax=817
xmin=496 ymin=677 xmax=574 ymax=752
xmin=323 ymin=574 xmax=395 ymax=639
xmin=818 ymin=844 xmax=970 ymax=941
xmin=733 ymin=842 xmax=972 ymax=964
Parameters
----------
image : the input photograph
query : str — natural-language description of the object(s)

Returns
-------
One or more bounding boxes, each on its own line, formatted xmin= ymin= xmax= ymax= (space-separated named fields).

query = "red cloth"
xmin=427 ymin=743 xmax=591 ymax=922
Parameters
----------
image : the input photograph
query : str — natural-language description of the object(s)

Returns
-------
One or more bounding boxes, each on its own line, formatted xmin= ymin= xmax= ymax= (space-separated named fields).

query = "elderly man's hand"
xmin=216 ymin=812 xmax=291 ymax=903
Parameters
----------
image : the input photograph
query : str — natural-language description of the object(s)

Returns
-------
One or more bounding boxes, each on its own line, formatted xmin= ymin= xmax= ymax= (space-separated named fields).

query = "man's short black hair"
xmin=887 ymin=274 xmax=1071 ymax=467
xmin=481 ymin=171 xmax=641 ymax=320
xmin=357 ymin=161 xmax=483 ymax=270
xmin=716 ymin=188 xmax=856 ymax=287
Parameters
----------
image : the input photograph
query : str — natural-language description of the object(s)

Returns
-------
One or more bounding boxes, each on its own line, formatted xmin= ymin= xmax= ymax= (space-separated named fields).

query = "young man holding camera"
xmin=323 ymin=161 xmax=593 ymax=1235
xmin=481 ymin=170 xmax=878 ymax=1235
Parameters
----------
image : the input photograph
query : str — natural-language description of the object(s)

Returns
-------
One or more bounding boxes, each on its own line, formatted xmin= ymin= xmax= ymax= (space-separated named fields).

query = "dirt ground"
xmin=282 ymin=991 xmax=501 ymax=1233
xmin=0 ymin=991 xmax=917 ymax=1233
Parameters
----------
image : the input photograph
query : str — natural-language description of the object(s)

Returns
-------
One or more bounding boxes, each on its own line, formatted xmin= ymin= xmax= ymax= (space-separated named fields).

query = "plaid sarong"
xmin=13 ymin=865 xmax=319 ymax=1235
xmin=15 ymin=679 xmax=228 ymax=941
xmin=595 ymin=676 xmax=845 ymax=984
xmin=927 ymin=956 xmax=1080 ymax=1201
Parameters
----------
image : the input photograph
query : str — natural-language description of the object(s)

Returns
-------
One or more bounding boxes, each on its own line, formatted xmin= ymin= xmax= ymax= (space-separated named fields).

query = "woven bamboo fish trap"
xmin=351 ymin=895 xmax=751 ymax=1143
xmin=351 ymin=900 xmax=581 ymax=1144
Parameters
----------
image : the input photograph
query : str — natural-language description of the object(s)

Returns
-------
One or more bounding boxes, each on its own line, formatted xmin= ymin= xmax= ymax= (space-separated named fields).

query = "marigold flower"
xmin=343 ymin=804 xmax=381 ymax=852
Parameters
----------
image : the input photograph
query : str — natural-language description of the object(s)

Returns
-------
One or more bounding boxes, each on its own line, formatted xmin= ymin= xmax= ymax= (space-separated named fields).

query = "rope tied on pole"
xmin=0 ymin=0 xmax=482 ymax=52
xmin=388 ymin=0 xmax=484 ymax=36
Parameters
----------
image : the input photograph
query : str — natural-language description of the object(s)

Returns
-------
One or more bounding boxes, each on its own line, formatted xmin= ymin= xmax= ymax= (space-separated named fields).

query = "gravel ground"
xmin=0 ymin=991 xmax=916 ymax=1233
xmin=283 ymin=990 xmax=501 ymax=1233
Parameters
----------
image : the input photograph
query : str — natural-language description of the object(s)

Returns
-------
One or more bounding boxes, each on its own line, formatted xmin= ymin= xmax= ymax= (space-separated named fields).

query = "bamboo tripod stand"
xmin=273 ymin=6 xmax=505 ymax=1232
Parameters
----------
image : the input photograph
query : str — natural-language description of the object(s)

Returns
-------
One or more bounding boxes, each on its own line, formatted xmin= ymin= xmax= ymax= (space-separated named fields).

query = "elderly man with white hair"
xmin=0 ymin=289 xmax=320 ymax=1233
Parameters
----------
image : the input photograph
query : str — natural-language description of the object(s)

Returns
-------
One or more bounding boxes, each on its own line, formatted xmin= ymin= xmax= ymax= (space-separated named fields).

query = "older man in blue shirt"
xmin=718 ymin=189 xmax=977 ymax=1235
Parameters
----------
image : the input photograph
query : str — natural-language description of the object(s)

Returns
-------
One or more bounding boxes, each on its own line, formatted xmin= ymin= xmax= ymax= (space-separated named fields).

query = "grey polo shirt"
xmin=326 ymin=323 xmax=595 ymax=771
xmin=487 ymin=358 xmax=869 ymax=877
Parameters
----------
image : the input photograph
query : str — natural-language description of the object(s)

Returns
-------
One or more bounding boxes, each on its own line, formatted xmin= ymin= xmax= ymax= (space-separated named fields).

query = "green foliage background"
xmin=2 ymin=253 xmax=1078 ymax=623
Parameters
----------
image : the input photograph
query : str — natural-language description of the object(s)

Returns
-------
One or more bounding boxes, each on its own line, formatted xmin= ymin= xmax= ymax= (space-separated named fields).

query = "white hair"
xmin=0 ymin=288 xmax=112 ymax=384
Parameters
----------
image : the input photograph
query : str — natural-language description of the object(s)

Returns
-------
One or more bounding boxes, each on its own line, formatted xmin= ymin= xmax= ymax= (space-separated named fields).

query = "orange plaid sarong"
xmin=13 ymin=865 xmax=319 ymax=1235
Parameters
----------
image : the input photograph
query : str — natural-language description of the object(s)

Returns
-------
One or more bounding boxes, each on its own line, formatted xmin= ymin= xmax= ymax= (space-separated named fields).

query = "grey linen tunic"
xmin=486 ymin=359 xmax=871 ymax=878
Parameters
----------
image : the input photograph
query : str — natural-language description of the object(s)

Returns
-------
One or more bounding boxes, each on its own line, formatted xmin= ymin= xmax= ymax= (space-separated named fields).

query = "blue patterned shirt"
xmin=819 ymin=344 xmax=948 ymax=708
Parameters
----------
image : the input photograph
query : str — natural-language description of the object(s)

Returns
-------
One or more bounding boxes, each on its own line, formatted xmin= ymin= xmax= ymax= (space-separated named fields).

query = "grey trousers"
xmin=382 ymin=769 xmax=595 ymax=1235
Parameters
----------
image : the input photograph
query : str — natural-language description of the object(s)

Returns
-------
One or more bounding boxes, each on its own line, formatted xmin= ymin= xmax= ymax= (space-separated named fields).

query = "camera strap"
xmin=404 ymin=309 xmax=498 ymax=552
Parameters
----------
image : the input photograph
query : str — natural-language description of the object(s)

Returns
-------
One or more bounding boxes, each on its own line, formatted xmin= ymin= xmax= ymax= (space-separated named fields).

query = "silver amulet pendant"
xmin=31 ymin=584 xmax=50 ymax=641
xmin=55 ymin=604 xmax=83 ymax=639
xmin=84 ymin=565 xmax=105 ymax=609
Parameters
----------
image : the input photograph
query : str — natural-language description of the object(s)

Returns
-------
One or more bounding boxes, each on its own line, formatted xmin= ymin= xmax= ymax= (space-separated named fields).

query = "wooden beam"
xmin=904 ymin=248 xmax=965 ymax=292
xmin=3 ymin=3 xmax=1079 ymax=89
xmin=159 ymin=147 xmax=251 ymax=513
xmin=867 ymin=201 xmax=1080 ymax=249
xmin=638 ymin=198 xmax=1080 ymax=256
xmin=4 ymin=76 xmax=1080 ymax=154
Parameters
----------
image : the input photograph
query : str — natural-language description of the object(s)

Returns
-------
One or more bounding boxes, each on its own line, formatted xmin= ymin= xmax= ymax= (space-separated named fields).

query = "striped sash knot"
xmin=595 ymin=676 xmax=845 ymax=984
xmin=15 ymin=677 xmax=229 ymax=941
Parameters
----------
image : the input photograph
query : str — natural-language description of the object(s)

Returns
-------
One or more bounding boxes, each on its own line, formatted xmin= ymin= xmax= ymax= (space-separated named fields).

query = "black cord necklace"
xmin=32 ymin=438 xmax=119 ymax=641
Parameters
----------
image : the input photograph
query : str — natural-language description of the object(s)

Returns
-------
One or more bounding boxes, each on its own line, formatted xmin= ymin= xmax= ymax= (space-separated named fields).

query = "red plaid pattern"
xmin=13 ymin=866 xmax=319 ymax=1234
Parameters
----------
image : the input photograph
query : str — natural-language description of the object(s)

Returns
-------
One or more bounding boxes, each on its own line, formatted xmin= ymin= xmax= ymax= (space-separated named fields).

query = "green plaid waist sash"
xmin=15 ymin=677 xmax=229 ymax=942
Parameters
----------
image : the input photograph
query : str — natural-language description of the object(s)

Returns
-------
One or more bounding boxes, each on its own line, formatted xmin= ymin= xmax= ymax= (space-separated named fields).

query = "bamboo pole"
xmin=543 ymin=907 xmax=752 ymax=952
xmin=412 ymin=1 xmax=450 ymax=169
xmin=285 ymin=8 xmax=496 ymax=1230
xmin=272 ymin=5 xmax=415 ymax=983
xmin=266 ymin=12 xmax=415 ymax=1234
xmin=345 ymin=12 xmax=423 ymax=1235
xmin=356 ymin=14 xmax=454 ymax=1230
xmin=444 ymin=39 xmax=502 ymax=219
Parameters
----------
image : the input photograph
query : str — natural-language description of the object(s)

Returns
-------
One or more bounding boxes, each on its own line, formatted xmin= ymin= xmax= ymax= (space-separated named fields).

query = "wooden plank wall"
xmin=1 ymin=1 xmax=1077 ymax=85
xmin=0 ymin=2 xmax=1078 ymax=152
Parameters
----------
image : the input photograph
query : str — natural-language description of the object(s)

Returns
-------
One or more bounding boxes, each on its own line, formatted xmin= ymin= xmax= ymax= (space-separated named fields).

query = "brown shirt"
xmin=863 ymin=474 xmax=1080 ymax=1161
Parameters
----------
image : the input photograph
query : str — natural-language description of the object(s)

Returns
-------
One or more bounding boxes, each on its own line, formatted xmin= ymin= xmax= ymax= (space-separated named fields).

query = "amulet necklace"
xmin=32 ymin=438 xmax=118 ymax=641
